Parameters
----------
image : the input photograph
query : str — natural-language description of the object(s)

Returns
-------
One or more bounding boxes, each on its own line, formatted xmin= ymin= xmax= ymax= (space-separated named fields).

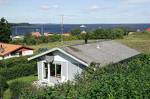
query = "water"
xmin=11 ymin=24 xmax=150 ymax=36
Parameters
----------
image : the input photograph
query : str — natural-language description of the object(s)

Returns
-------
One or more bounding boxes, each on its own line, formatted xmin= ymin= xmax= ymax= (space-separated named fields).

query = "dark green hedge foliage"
xmin=9 ymin=81 xmax=30 ymax=99
xmin=20 ymin=54 xmax=150 ymax=99
xmin=0 ymin=57 xmax=36 ymax=80
xmin=10 ymin=34 xmax=78 ymax=45
xmin=90 ymin=28 xmax=124 ymax=39
xmin=0 ymin=76 xmax=8 ymax=98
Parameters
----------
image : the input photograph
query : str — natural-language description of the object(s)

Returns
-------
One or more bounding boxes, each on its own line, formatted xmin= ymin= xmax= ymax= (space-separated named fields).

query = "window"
xmin=44 ymin=63 xmax=48 ymax=79
xmin=44 ymin=62 xmax=62 ymax=79
xmin=56 ymin=64 xmax=61 ymax=77
xmin=50 ymin=64 xmax=55 ymax=77
xmin=50 ymin=63 xmax=61 ymax=78
xmin=11 ymin=52 xmax=19 ymax=56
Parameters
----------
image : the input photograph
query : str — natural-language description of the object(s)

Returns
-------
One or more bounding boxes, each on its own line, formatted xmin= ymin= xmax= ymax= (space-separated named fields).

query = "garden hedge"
xmin=20 ymin=54 xmax=150 ymax=99
xmin=0 ymin=57 xmax=36 ymax=80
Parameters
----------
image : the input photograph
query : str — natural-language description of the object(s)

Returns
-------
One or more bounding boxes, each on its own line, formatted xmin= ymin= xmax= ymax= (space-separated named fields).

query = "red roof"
xmin=146 ymin=28 xmax=150 ymax=32
xmin=0 ymin=42 xmax=33 ymax=56
xmin=32 ymin=32 xmax=41 ymax=37
xmin=16 ymin=47 xmax=33 ymax=52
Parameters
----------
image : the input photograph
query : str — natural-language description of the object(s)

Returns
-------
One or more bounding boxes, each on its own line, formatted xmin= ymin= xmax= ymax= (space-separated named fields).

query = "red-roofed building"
xmin=32 ymin=32 xmax=41 ymax=37
xmin=0 ymin=43 xmax=34 ymax=60
xmin=146 ymin=28 xmax=150 ymax=32
xmin=44 ymin=32 xmax=54 ymax=36
xmin=62 ymin=32 xmax=71 ymax=36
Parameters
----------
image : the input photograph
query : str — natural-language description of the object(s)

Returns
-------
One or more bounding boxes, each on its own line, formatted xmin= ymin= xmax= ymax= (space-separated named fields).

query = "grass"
xmin=3 ymin=75 xmax=37 ymax=99
xmin=117 ymin=33 xmax=150 ymax=54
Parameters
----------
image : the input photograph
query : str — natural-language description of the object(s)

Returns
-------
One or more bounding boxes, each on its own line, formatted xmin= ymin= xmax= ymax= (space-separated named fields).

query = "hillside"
xmin=118 ymin=33 xmax=150 ymax=54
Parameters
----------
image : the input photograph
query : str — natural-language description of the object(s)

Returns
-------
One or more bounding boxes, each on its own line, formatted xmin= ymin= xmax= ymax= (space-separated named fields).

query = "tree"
xmin=81 ymin=31 xmax=89 ymax=44
xmin=111 ymin=28 xmax=124 ymax=39
xmin=0 ymin=17 xmax=11 ymax=43
xmin=92 ymin=29 xmax=106 ymax=39
xmin=23 ymin=33 xmax=36 ymax=45
xmin=70 ymin=28 xmax=81 ymax=36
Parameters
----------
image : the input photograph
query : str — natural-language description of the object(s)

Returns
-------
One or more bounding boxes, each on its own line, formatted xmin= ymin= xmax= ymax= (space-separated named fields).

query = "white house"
xmin=28 ymin=41 xmax=140 ymax=86
xmin=0 ymin=42 xmax=34 ymax=60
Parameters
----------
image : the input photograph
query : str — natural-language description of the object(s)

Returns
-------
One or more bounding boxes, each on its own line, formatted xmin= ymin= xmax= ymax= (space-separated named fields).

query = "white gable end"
xmin=54 ymin=55 xmax=68 ymax=62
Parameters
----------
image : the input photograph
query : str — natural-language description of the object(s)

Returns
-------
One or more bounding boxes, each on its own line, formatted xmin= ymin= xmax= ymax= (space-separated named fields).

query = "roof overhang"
xmin=28 ymin=48 xmax=88 ymax=66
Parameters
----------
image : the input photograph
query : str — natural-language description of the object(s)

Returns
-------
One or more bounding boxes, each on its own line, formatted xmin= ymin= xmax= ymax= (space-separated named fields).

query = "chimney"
xmin=96 ymin=40 xmax=100 ymax=49
xmin=0 ymin=45 xmax=4 ymax=53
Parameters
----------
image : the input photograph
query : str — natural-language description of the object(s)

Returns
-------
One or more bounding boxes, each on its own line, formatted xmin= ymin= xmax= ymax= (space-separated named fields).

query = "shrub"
xmin=0 ymin=57 xmax=36 ymax=80
xmin=91 ymin=28 xmax=125 ymax=39
xmin=9 ymin=81 xmax=30 ymax=99
xmin=0 ymin=76 xmax=8 ymax=98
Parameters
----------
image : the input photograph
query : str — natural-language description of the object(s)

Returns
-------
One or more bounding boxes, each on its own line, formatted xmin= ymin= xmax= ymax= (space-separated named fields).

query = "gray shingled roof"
xmin=60 ymin=40 xmax=140 ymax=65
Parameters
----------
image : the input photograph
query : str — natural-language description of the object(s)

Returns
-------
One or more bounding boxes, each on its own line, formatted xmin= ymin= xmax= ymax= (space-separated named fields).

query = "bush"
xmin=0 ymin=76 xmax=8 ymax=98
xmin=0 ymin=57 xmax=36 ymax=80
xmin=9 ymin=81 xmax=30 ymax=99
xmin=20 ymin=54 xmax=150 ymax=99
xmin=91 ymin=28 xmax=125 ymax=39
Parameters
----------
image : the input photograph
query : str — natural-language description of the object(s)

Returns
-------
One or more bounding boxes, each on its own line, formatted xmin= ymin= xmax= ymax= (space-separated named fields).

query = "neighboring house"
xmin=11 ymin=35 xmax=24 ymax=40
xmin=0 ymin=43 xmax=34 ymax=60
xmin=44 ymin=33 xmax=54 ymax=36
xmin=28 ymin=41 xmax=140 ymax=86
xmin=62 ymin=33 xmax=71 ymax=36
xmin=32 ymin=32 xmax=41 ymax=37
xmin=146 ymin=28 xmax=150 ymax=32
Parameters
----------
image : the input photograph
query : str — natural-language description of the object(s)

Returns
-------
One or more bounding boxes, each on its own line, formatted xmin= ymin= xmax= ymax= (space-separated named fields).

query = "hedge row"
xmin=0 ymin=76 xmax=9 ymax=98
xmin=10 ymin=35 xmax=79 ymax=45
xmin=0 ymin=57 xmax=36 ymax=80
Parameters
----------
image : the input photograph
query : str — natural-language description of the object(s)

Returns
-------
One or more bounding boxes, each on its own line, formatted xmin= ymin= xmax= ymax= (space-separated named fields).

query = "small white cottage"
xmin=28 ymin=41 xmax=140 ymax=86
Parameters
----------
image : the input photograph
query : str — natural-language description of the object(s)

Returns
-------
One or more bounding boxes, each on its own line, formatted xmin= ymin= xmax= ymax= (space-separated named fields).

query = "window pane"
xmin=56 ymin=64 xmax=61 ymax=77
xmin=44 ymin=63 xmax=48 ymax=79
xmin=50 ymin=64 xmax=55 ymax=76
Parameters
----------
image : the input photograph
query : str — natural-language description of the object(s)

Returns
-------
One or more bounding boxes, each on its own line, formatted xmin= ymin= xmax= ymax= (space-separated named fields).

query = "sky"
xmin=0 ymin=0 xmax=150 ymax=24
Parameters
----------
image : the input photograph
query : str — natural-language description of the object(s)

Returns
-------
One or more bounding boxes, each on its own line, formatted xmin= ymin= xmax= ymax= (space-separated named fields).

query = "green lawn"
xmin=117 ymin=33 xmax=150 ymax=54
xmin=4 ymin=75 xmax=37 ymax=99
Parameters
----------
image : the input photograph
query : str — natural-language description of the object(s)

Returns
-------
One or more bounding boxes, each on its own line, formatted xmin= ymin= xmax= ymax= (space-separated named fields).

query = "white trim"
xmin=41 ymin=62 xmax=44 ymax=80
xmin=48 ymin=63 xmax=50 ymax=83
xmin=28 ymin=48 xmax=88 ymax=66
xmin=55 ymin=64 xmax=57 ymax=77
xmin=67 ymin=62 xmax=69 ymax=80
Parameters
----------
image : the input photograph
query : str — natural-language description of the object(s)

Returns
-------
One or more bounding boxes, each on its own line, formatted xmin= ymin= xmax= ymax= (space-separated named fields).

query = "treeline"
xmin=5 ymin=54 xmax=150 ymax=99
xmin=10 ymin=34 xmax=79 ymax=45
xmin=10 ymin=27 xmax=128 ymax=45
xmin=71 ymin=27 xmax=128 ymax=39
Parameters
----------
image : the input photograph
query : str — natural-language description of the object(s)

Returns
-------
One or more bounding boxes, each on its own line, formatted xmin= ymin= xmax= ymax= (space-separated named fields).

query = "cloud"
xmin=85 ymin=5 xmax=100 ymax=12
xmin=89 ymin=5 xmax=100 ymax=11
xmin=40 ymin=4 xmax=59 ymax=11
xmin=123 ymin=0 xmax=150 ymax=4
xmin=83 ymin=4 xmax=113 ymax=14
xmin=40 ymin=5 xmax=50 ymax=11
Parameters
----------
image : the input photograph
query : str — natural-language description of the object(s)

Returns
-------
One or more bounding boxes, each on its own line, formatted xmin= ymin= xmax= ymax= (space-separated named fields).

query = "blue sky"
xmin=0 ymin=0 xmax=150 ymax=24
